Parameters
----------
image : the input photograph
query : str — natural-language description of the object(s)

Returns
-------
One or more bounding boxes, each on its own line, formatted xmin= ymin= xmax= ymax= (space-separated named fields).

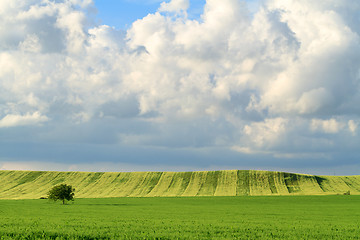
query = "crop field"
xmin=1 ymin=170 xmax=360 ymax=199
xmin=0 ymin=196 xmax=359 ymax=239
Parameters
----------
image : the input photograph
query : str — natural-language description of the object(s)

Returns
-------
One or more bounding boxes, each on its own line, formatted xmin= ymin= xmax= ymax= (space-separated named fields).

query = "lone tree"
xmin=48 ymin=184 xmax=75 ymax=204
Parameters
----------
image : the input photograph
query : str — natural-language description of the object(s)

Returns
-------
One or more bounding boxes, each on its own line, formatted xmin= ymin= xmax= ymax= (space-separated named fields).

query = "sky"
xmin=0 ymin=0 xmax=360 ymax=175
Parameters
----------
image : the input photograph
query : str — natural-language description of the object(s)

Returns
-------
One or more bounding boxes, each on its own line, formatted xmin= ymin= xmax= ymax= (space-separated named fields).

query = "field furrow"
xmin=0 ymin=170 xmax=359 ymax=199
xmin=214 ymin=170 xmax=237 ymax=196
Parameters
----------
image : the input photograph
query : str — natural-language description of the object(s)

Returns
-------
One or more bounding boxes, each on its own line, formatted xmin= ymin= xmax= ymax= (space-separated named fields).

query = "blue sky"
xmin=95 ymin=0 xmax=162 ymax=29
xmin=95 ymin=0 xmax=206 ymax=29
xmin=0 ymin=0 xmax=360 ymax=175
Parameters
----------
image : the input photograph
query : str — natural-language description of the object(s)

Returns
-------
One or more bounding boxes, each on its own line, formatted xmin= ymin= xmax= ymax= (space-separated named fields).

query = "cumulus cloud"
xmin=348 ymin=120 xmax=358 ymax=135
xmin=1 ymin=0 xmax=360 ymax=172
xmin=0 ymin=112 xmax=48 ymax=128
xmin=159 ymin=0 xmax=189 ymax=13
xmin=311 ymin=118 xmax=344 ymax=134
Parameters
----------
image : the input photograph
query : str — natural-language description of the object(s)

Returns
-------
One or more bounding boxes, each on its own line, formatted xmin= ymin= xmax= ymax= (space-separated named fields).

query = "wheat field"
xmin=0 ymin=170 xmax=359 ymax=199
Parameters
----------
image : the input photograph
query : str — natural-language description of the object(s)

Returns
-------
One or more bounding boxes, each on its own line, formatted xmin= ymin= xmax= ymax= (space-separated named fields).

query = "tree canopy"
xmin=48 ymin=184 xmax=75 ymax=204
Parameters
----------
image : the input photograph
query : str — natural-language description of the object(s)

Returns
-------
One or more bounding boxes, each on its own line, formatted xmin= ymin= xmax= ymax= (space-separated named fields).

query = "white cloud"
xmin=19 ymin=34 xmax=42 ymax=53
xmin=0 ymin=112 xmax=48 ymax=128
xmin=1 ymin=0 xmax=360 ymax=172
xmin=311 ymin=118 xmax=345 ymax=134
xmin=348 ymin=120 xmax=358 ymax=135
xmin=159 ymin=0 xmax=189 ymax=13
xmin=242 ymin=117 xmax=289 ymax=149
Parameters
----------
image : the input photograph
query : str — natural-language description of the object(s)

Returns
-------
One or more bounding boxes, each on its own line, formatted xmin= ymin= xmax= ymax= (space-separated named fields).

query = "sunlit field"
xmin=0 ymin=196 xmax=359 ymax=239
xmin=1 ymin=170 xmax=359 ymax=199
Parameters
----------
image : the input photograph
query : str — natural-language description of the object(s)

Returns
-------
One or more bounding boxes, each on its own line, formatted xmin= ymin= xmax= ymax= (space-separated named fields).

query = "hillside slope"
xmin=0 ymin=170 xmax=359 ymax=199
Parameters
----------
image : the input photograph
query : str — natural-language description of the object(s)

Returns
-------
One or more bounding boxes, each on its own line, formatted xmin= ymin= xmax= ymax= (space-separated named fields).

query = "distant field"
xmin=0 ymin=196 xmax=359 ymax=239
xmin=0 ymin=170 xmax=359 ymax=199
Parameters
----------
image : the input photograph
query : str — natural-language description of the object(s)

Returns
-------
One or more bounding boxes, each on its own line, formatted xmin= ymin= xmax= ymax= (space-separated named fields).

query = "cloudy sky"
xmin=1 ymin=0 xmax=360 ymax=175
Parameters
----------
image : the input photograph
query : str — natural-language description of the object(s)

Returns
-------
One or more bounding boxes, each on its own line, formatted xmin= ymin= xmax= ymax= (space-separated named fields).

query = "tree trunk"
xmin=63 ymin=199 xmax=65 ymax=204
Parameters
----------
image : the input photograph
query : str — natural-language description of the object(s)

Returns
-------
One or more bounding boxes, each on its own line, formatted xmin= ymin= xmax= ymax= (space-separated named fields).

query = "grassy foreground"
xmin=0 ymin=196 xmax=359 ymax=239
xmin=0 ymin=170 xmax=360 ymax=199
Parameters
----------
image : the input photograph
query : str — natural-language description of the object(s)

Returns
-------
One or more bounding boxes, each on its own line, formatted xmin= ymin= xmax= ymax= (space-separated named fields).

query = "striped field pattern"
xmin=0 ymin=170 xmax=359 ymax=199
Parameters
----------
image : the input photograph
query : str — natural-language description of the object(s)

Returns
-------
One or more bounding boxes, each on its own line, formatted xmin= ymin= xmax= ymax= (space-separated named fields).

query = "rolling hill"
xmin=0 ymin=170 xmax=359 ymax=199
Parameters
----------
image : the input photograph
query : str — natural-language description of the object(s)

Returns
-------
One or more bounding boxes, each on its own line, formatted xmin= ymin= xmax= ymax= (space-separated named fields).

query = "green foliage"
xmin=48 ymin=184 xmax=75 ymax=204
xmin=0 ymin=196 xmax=359 ymax=239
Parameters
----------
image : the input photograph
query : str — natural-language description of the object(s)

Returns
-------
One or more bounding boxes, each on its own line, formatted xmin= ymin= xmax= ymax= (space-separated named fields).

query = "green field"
xmin=1 ymin=170 xmax=360 ymax=199
xmin=0 ymin=196 xmax=359 ymax=239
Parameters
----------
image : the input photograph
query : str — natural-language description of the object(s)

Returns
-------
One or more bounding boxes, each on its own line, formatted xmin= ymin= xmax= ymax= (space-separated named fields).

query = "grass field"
xmin=0 ymin=196 xmax=359 ymax=239
xmin=1 ymin=170 xmax=360 ymax=199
